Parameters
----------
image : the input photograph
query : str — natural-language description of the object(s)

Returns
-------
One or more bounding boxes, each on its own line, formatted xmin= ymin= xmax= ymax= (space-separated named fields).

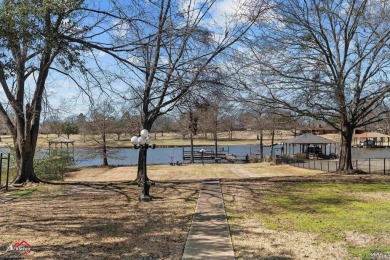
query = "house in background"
xmin=301 ymin=124 xmax=366 ymax=135
xmin=301 ymin=124 xmax=338 ymax=135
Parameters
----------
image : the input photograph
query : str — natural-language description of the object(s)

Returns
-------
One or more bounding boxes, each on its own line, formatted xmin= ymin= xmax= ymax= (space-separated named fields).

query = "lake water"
xmin=1 ymin=145 xmax=389 ymax=167
xmin=74 ymin=145 xmax=390 ymax=167
xmin=74 ymin=145 xmax=273 ymax=167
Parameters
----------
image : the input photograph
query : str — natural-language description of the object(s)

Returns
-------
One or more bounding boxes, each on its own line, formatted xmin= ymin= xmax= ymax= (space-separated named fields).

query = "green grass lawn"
xmin=223 ymin=180 xmax=390 ymax=259
xmin=261 ymin=183 xmax=389 ymax=253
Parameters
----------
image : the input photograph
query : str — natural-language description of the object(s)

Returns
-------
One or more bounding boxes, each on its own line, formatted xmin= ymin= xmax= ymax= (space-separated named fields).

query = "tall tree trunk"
xmin=270 ymin=129 xmax=275 ymax=160
xmin=102 ymin=133 xmax=108 ymax=166
xmin=338 ymin=125 xmax=354 ymax=172
xmin=12 ymin=100 xmax=44 ymax=184
xmin=214 ymin=126 xmax=218 ymax=159
xmin=190 ymin=132 xmax=194 ymax=163
xmin=13 ymin=144 xmax=40 ymax=183
xmin=259 ymin=129 xmax=264 ymax=161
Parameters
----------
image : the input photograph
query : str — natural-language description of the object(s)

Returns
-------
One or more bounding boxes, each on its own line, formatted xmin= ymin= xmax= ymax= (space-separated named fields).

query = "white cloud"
xmin=112 ymin=18 xmax=130 ymax=38
xmin=127 ymin=55 xmax=140 ymax=64
xmin=180 ymin=0 xmax=281 ymax=41
xmin=214 ymin=0 xmax=241 ymax=17
xmin=47 ymin=87 xmax=57 ymax=95
xmin=84 ymin=49 xmax=107 ymax=59
xmin=210 ymin=0 xmax=254 ymax=25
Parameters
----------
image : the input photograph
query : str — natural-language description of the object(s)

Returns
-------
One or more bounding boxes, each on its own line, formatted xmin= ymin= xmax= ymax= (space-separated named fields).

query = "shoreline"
xmin=0 ymin=142 xmax=275 ymax=149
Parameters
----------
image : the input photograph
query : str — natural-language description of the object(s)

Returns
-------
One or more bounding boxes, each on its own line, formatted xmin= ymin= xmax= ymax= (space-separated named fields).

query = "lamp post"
xmin=131 ymin=129 xmax=156 ymax=202
xmin=199 ymin=148 xmax=205 ymax=165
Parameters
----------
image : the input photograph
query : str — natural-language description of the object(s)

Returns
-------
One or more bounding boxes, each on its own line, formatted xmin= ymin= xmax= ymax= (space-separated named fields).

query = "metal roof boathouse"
xmin=282 ymin=133 xmax=337 ymax=159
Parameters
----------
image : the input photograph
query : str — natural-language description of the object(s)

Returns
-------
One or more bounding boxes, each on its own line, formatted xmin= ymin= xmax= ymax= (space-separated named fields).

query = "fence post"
xmin=320 ymin=161 xmax=322 ymax=171
xmin=384 ymin=158 xmax=386 ymax=175
xmin=355 ymin=160 xmax=358 ymax=170
xmin=314 ymin=159 xmax=316 ymax=170
xmin=0 ymin=153 xmax=2 ymax=187
xmin=369 ymin=159 xmax=371 ymax=174
xmin=6 ymin=153 xmax=10 ymax=191
xmin=328 ymin=160 xmax=330 ymax=172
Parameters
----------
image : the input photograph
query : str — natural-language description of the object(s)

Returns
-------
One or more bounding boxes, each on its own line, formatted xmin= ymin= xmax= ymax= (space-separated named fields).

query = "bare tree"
xmin=111 ymin=0 xmax=269 ymax=180
xmin=152 ymin=115 xmax=176 ymax=138
xmin=121 ymin=109 xmax=142 ymax=137
xmin=242 ymin=0 xmax=390 ymax=172
xmin=198 ymin=91 xmax=232 ymax=158
xmin=240 ymin=102 xmax=267 ymax=160
xmin=0 ymin=0 xmax=123 ymax=183
xmin=76 ymin=113 xmax=88 ymax=142
xmin=176 ymin=95 xmax=209 ymax=163
xmin=85 ymin=101 xmax=118 ymax=166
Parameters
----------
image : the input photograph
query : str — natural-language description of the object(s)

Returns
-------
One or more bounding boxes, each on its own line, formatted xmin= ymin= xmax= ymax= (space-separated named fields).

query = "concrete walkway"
xmin=182 ymin=179 xmax=235 ymax=260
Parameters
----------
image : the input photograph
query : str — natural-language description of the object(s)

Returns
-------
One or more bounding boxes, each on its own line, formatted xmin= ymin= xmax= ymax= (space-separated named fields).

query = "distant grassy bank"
xmin=0 ymin=130 xmax=316 ymax=148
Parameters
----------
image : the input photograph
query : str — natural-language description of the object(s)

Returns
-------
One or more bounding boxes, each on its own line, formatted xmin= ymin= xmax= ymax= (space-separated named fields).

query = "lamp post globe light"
xmin=131 ymin=129 xmax=156 ymax=202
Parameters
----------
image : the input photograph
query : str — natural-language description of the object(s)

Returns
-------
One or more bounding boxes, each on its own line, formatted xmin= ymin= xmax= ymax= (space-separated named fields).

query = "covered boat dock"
xmin=282 ymin=133 xmax=337 ymax=159
xmin=353 ymin=132 xmax=390 ymax=147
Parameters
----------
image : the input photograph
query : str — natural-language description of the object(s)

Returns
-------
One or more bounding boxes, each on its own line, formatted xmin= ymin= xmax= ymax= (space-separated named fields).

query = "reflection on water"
xmin=74 ymin=145 xmax=272 ymax=167
xmin=352 ymin=147 xmax=390 ymax=159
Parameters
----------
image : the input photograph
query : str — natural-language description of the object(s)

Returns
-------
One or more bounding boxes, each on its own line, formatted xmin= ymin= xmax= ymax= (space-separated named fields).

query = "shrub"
xmin=34 ymin=153 xmax=73 ymax=181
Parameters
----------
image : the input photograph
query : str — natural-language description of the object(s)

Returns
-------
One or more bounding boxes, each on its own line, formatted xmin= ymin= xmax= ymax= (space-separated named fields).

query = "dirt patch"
xmin=350 ymin=191 xmax=390 ymax=202
xmin=65 ymin=167 xmax=137 ymax=182
xmin=0 ymin=182 xmax=200 ymax=259
xmin=229 ymin=219 xmax=348 ymax=259
xmin=345 ymin=232 xmax=390 ymax=248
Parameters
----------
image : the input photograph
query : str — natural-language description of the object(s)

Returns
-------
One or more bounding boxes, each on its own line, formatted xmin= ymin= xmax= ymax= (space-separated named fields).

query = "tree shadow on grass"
xmin=0 ymin=182 xmax=201 ymax=259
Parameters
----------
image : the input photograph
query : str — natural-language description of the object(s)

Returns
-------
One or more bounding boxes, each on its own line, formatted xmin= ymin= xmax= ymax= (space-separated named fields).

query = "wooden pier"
xmin=182 ymin=146 xmax=249 ymax=163
xmin=182 ymin=146 xmax=229 ymax=161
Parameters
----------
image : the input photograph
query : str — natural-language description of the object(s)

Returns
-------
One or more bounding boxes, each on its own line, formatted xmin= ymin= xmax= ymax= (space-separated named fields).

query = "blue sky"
xmin=1 ymin=0 xmax=273 ymax=119
xmin=39 ymin=0 xmax=260 ymax=116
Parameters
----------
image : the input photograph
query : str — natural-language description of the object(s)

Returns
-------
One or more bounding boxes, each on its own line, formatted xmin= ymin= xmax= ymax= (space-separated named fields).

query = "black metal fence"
xmin=286 ymin=158 xmax=390 ymax=174
xmin=0 ymin=153 xmax=11 ymax=191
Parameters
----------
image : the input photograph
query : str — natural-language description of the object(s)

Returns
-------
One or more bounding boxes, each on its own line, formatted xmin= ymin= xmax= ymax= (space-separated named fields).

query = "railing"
xmin=182 ymin=146 xmax=230 ymax=161
xmin=285 ymin=157 xmax=390 ymax=174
